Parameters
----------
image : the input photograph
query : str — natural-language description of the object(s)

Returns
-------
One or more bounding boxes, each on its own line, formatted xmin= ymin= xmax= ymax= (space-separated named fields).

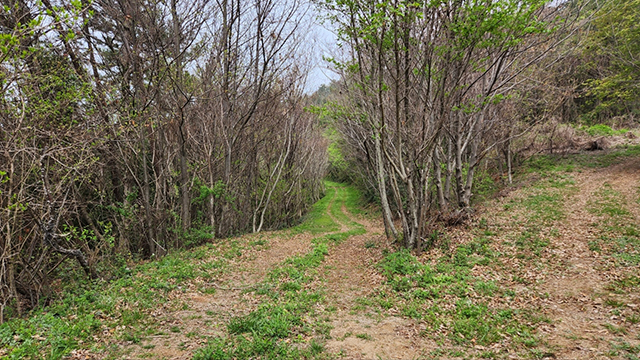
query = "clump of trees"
xmin=317 ymin=0 xmax=583 ymax=249
xmin=0 ymin=0 xmax=326 ymax=320
xmin=568 ymin=0 xmax=640 ymax=123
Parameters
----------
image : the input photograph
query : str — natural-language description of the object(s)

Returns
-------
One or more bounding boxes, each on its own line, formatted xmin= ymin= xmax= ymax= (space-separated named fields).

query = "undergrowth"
xmin=0 ymin=242 xmax=243 ymax=359
xmin=0 ymin=182 xmax=366 ymax=360
xmin=365 ymin=241 xmax=549 ymax=358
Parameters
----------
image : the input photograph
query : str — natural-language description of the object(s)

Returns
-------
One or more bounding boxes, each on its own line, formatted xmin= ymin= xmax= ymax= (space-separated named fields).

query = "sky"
xmin=304 ymin=17 xmax=340 ymax=94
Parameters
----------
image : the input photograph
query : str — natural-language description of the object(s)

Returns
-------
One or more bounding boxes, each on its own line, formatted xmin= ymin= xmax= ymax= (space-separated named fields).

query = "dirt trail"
xmin=116 ymin=190 xmax=349 ymax=359
xmin=534 ymin=158 xmax=640 ymax=359
xmin=321 ymin=191 xmax=437 ymax=360
xmin=117 ymin=185 xmax=405 ymax=360
xmin=118 ymin=230 xmax=320 ymax=359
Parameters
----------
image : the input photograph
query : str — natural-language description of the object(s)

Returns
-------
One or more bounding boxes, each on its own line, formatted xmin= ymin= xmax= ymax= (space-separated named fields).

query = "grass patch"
xmin=587 ymin=184 xmax=640 ymax=267
xmin=580 ymin=124 xmax=628 ymax=137
xmin=0 ymin=242 xmax=236 ymax=359
xmin=502 ymin=181 xmax=568 ymax=259
xmin=603 ymin=323 xmax=627 ymax=335
xmin=368 ymin=242 xmax=544 ymax=355
xmin=292 ymin=185 xmax=340 ymax=234
xmin=606 ymin=276 xmax=640 ymax=294
xmin=505 ymin=192 xmax=564 ymax=225
xmin=608 ymin=340 xmax=640 ymax=359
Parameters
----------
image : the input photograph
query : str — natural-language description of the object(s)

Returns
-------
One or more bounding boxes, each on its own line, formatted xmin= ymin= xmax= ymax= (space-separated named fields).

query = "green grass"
xmin=0 ymin=181 xmax=365 ymax=360
xmin=605 ymin=275 xmax=640 ymax=294
xmin=0 ymin=240 xmax=241 ymax=359
xmin=8 ymin=147 xmax=639 ymax=360
xmin=581 ymin=124 xmax=629 ymax=137
xmin=358 ymin=168 xmax=578 ymax=358
xmin=367 ymin=242 xmax=544 ymax=355
xmin=501 ymin=178 xmax=570 ymax=259
xmin=524 ymin=149 xmax=640 ymax=358
xmin=292 ymin=185 xmax=340 ymax=234
xmin=589 ymin=184 xmax=631 ymax=218
xmin=603 ymin=323 xmax=628 ymax=335
xmin=608 ymin=340 xmax=640 ymax=359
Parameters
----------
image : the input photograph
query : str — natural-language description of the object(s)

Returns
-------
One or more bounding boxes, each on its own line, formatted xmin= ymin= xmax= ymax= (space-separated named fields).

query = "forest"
xmin=1 ymin=0 xmax=639 ymax=358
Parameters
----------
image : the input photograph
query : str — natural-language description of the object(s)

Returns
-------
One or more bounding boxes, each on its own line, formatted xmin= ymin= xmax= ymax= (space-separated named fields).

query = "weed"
xmin=451 ymin=300 xmax=512 ymax=346
xmin=474 ymin=281 xmax=499 ymax=297
xmin=609 ymin=340 xmax=640 ymax=358
xmin=605 ymin=275 xmax=640 ymax=293
xmin=587 ymin=184 xmax=640 ymax=267
xmin=480 ymin=350 xmax=498 ymax=358
xmin=123 ymin=331 xmax=141 ymax=344
xmin=309 ymin=339 xmax=324 ymax=355
xmin=368 ymin=246 xmax=543 ymax=353
xmin=604 ymin=298 xmax=626 ymax=308
xmin=515 ymin=230 xmax=549 ymax=257
xmin=355 ymin=333 xmax=372 ymax=341
xmin=280 ymin=282 xmax=302 ymax=292
xmin=250 ymin=239 xmax=268 ymax=247
xmin=202 ymin=287 xmax=217 ymax=295
xmin=0 ymin=240 xmax=237 ymax=359
xmin=378 ymin=249 xmax=419 ymax=277
xmin=603 ymin=323 xmax=627 ymax=335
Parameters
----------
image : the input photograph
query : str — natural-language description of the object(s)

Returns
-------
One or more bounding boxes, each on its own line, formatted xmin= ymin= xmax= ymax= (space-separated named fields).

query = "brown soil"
xmin=111 ymin=228 xmax=318 ymax=360
xmin=538 ymin=157 xmax=640 ymax=359
xmin=483 ymin=156 xmax=640 ymax=360
xmin=321 ymin=210 xmax=438 ymax=360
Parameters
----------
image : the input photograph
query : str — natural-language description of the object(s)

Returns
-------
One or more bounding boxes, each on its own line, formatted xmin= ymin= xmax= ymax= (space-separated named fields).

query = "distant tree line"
xmin=0 ymin=0 xmax=326 ymax=320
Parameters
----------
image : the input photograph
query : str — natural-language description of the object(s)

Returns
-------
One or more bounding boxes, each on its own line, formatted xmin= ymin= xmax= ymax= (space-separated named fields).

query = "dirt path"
xmin=118 ymin=184 xmax=440 ymax=360
xmin=320 ymin=192 xmax=438 ymax=360
xmin=115 ymin=189 xmax=349 ymax=359
xmin=538 ymin=158 xmax=640 ymax=359
xmin=117 ymin=232 xmax=320 ymax=359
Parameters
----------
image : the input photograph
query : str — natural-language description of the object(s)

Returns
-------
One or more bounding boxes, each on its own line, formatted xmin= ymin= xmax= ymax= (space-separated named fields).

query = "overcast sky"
xmin=304 ymin=17 xmax=339 ymax=94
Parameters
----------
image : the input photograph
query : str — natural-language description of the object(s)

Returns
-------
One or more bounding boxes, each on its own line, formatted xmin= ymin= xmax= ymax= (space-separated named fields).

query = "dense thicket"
xmin=0 ymin=0 xmax=326 ymax=319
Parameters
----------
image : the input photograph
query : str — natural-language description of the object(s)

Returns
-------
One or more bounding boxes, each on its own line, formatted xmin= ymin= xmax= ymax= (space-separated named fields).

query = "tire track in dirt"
xmin=117 ymin=188 xmax=345 ymax=359
xmin=321 ymin=191 xmax=437 ymax=360
xmin=537 ymin=157 xmax=640 ymax=359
